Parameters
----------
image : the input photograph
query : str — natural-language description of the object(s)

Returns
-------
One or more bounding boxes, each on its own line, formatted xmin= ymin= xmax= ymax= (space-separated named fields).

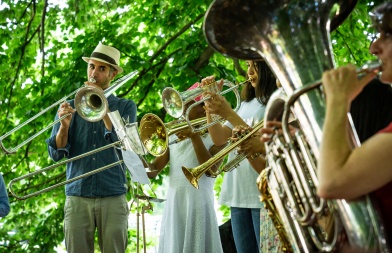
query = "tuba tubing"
xmin=203 ymin=0 xmax=388 ymax=251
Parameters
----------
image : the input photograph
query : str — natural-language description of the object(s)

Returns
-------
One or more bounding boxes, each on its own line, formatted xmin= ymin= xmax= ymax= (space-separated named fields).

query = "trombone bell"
xmin=139 ymin=113 xmax=169 ymax=157
xmin=138 ymin=113 xmax=210 ymax=157
xmin=74 ymin=86 xmax=108 ymax=122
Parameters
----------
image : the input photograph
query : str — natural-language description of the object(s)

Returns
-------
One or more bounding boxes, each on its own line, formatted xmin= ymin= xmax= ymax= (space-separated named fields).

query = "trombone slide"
xmin=8 ymin=141 xmax=123 ymax=200
xmin=0 ymin=70 xmax=138 ymax=155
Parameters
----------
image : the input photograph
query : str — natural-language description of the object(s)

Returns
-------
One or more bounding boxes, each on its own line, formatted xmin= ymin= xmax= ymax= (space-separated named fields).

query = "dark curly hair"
xmin=371 ymin=2 xmax=392 ymax=34
xmin=240 ymin=60 xmax=277 ymax=105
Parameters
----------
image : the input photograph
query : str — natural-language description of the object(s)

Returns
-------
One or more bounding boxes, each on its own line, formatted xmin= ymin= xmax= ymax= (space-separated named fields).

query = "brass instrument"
xmin=8 ymin=109 xmax=150 ymax=200
xmin=204 ymin=0 xmax=389 ymax=252
xmin=162 ymin=78 xmax=252 ymax=133
xmin=9 ymin=108 xmax=156 ymax=200
xmin=139 ymin=113 xmax=209 ymax=157
xmin=182 ymin=120 xmax=263 ymax=189
xmin=0 ymin=70 xmax=139 ymax=155
xmin=258 ymin=168 xmax=293 ymax=253
xmin=8 ymin=141 xmax=124 ymax=200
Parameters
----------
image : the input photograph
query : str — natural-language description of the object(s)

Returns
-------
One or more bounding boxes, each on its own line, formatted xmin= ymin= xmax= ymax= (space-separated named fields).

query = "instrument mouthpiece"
xmin=357 ymin=59 xmax=382 ymax=74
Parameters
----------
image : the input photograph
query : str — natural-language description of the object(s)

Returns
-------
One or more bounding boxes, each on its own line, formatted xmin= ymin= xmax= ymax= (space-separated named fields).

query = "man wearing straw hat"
xmin=46 ymin=43 xmax=136 ymax=253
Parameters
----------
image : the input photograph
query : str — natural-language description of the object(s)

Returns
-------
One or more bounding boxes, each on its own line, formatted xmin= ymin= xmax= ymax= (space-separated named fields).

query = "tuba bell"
xmin=203 ymin=0 xmax=389 ymax=252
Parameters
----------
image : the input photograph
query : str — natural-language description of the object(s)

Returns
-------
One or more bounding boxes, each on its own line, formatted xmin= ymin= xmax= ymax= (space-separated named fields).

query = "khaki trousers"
xmin=64 ymin=195 xmax=129 ymax=253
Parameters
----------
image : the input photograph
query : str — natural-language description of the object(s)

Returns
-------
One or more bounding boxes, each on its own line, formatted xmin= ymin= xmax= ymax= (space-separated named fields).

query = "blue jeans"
xmin=231 ymin=207 xmax=260 ymax=253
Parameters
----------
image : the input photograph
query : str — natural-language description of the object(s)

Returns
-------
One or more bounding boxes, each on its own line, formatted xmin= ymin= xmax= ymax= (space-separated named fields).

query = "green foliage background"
xmin=0 ymin=0 xmax=386 ymax=252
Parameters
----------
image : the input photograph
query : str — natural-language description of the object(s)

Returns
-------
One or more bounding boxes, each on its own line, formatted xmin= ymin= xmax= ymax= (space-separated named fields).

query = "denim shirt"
xmin=46 ymin=94 xmax=137 ymax=197
xmin=0 ymin=174 xmax=10 ymax=217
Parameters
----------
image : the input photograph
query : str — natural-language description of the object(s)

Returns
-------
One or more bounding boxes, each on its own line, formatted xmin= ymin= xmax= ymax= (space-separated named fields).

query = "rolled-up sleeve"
xmin=45 ymin=113 xmax=71 ymax=162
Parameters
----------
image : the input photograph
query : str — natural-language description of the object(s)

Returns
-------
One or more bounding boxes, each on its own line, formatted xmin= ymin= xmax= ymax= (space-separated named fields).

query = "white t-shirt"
xmin=219 ymin=98 xmax=265 ymax=208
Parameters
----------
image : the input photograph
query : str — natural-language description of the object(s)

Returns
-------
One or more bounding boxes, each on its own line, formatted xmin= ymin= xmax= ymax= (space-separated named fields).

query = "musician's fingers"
xmin=265 ymin=121 xmax=282 ymax=128
xmin=259 ymin=127 xmax=274 ymax=135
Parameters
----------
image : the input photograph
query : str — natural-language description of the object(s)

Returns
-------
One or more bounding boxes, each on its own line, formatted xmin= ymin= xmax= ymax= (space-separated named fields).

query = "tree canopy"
xmin=0 ymin=0 xmax=386 ymax=252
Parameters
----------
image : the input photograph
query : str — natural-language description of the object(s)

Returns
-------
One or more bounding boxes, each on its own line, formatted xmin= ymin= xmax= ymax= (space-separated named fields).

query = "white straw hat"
xmin=82 ymin=43 xmax=123 ymax=74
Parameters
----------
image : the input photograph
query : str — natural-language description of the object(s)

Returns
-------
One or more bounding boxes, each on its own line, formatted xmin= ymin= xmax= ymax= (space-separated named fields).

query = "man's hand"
xmin=58 ymin=102 xmax=75 ymax=128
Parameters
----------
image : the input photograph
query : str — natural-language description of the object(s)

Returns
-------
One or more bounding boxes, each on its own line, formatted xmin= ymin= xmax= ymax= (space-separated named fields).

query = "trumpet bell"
xmin=162 ymin=86 xmax=207 ymax=118
xmin=161 ymin=87 xmax=186 ymax=118
xmin=182 ymin=166 xmax=201 ymax=189
xmin=74 ymin=86 xmax=108 ymax=122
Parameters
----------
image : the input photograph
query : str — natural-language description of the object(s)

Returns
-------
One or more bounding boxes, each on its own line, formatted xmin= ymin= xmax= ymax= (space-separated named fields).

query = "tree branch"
xmin=40 ymin=0 xmax=48 ymax=94
xmin=149 ymin=13 xmax=204 ymax=63
xmin=118 ymin=48 xmax=181 ymax=98
xmin=6 ymin=1 xmax=39 ymax=117
xmin=193 ymin=45 xmax=215 ymax=71
xmin=137 ymin=62 xmax=167 ymax=106
xmin=233 ymin=58 xmax=246 ymax=77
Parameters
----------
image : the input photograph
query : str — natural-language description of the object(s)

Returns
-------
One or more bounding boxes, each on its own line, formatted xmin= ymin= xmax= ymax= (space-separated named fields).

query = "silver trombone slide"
xmin=8 ymin=141 xmax=123 ymax=200
xmin=0 ymin=88 xmax=82 ymax=155
xmin=0 ymin=70 xmax=138 ymax=155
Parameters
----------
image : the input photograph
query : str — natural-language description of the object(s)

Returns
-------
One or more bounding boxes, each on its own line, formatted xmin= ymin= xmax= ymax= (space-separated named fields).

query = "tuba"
xmin=204 ymin=0 xmax=390 ymax=252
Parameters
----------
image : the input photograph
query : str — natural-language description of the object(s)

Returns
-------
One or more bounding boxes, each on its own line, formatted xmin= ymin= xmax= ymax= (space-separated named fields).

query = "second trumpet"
xmin=182 ymin=120 xmax=264 ymax=189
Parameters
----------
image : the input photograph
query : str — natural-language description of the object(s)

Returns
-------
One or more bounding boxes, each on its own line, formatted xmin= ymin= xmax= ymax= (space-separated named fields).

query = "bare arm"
xmin=205 ymin=109 xmax=232 ymax=146
xmin=246 ymin=156 xmax=266 ymax=174
xmin=102 ymin=112 xmax=113 ymax=131
xmin=204 ymin=92 xmax=248 ymax=146
xmin=239 ymin=136 xmax=266 ymax=174
xmin=231 ymin=125 xmax=266 ymax=174
xmin=317 ymin=65 xmax=392 ymax=199
xmin=147 ymin=149 xmax=170 ymax=179
xmin=192 ymin=134 xmax=227 ymax=173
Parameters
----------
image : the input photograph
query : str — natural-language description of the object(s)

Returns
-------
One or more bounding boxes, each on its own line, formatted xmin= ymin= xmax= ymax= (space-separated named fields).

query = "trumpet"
xmin=162 ymin=78 xmax=252 ymax=132
xmin=139 ymin=113 xmax=212 ymax=157
xmin=182 ymin=120 xmax=264 ymax=189
xmin=0 ymin=70 xmax=139 ymax=155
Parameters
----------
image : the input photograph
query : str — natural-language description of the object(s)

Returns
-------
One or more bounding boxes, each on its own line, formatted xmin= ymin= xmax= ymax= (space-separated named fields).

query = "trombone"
xmin=8 ymin=108 xmax=147 ymax=200
xmin=0 ymin=70 xmax=139 ymax=155
xmin=8 ymin=141 xmax=124 ymax=200
xmin=8 ymin=113 xmax=208 ymax=200
xmin=182 ymin=120 xmax=264 ymax=189
xmin=161 ymin=78 xmax=252 ymax=132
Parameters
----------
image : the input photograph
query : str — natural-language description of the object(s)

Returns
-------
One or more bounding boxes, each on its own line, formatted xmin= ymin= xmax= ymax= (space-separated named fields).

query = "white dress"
xmin=158 ymin=134 xmax=223 ymax=253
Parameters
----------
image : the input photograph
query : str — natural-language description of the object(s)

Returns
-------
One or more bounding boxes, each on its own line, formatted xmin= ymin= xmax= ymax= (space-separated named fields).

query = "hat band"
xmin=90 ymin=52 xmax=118 ymax=65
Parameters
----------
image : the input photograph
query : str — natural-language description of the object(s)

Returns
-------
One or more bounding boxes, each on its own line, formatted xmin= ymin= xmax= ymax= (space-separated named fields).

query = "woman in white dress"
xmin=203 ymin=60 xmax=278 ymax=253
xmin=147 ymin=94 xmax=225 ymax=253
